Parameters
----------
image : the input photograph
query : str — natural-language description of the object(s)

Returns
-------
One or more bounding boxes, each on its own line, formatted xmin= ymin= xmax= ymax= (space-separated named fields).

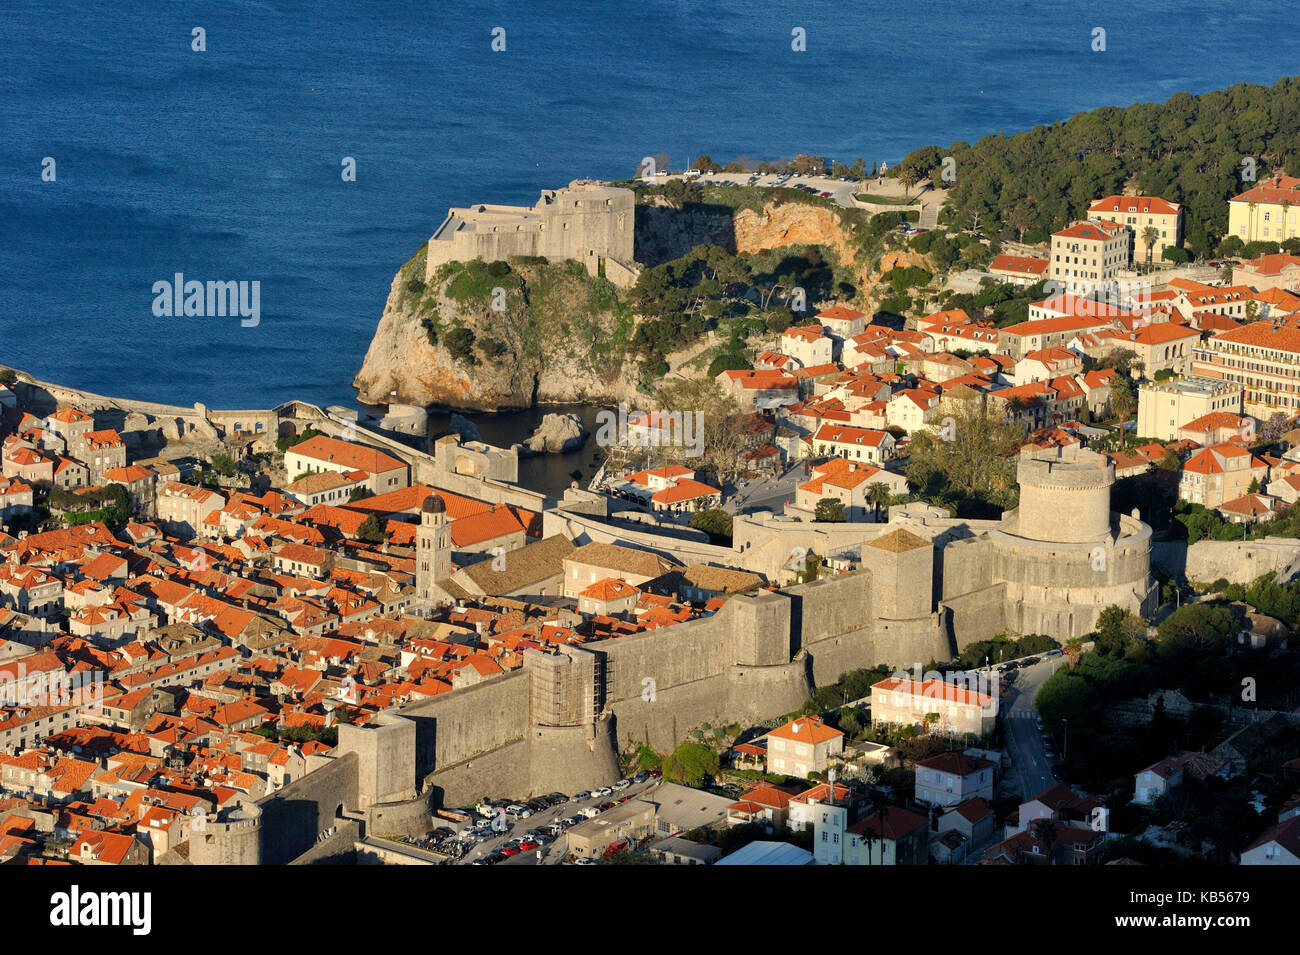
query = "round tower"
xmin=190 ymin=801 xmax=262 ymax=865
xmin=1015 ymin=445 xmax=1114 ymax=543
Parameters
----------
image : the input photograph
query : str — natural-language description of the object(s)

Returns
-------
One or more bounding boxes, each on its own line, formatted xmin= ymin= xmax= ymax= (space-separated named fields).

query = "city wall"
xmin=256 ymin=752 xmax=358 ymax=866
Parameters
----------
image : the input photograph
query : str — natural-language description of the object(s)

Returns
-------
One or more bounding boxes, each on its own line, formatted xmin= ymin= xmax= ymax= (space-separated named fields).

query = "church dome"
xmin=421 ymin=494 xmax=446 ymax=515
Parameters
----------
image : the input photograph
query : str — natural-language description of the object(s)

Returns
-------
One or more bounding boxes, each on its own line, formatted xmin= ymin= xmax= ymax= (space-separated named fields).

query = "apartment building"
xmin=811 ymin=424 xmax=895 ymax=463
xmin=1235 ymin=252 xmax=1300 ymax=293
xmin=764 ymin=715 xmax=844 ymax=778
xmin=1137 ymin=376 xmax=1244 ymax=441
xmin=1049 ymin=219 xmax=1131 ymax=291
xmin=813 ymin=803 xmax=929 ymax=865
xmin=1228 ymin=174 xmax=1300 ymax=243
xmin=1178 ymin=443 xmax=1268 ymax=509
xmin=1087 ymin=195 xmax=1183 ymax=260
xmin=988 ymin=254 xmax=1049 ymax=287
xmin=1192 ymin=321 xmax=1300 ymax=418
xmin=156 ymin=482 xmax=226 ymax=538
xmin=915 ymin=752 xmax=996 ymax=807
xmin=871 ymin=676 xmax=997 ymax=737
xmin=782 ymin=325 xmax=835 ymax=367
xmin=793 ymin=457 xmax=908 ymax=521
xmin=284 ymin=435 xmax=408 ymax=495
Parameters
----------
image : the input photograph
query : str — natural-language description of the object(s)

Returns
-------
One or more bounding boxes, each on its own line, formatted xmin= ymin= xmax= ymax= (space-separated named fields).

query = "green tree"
xmin=1033 ymin=818 xmax=1059 ymax=863
xmin=356 ymin=514 xmax=387 ymax=544
xmin=1141 ymin=226 xmax=1160 ymax=270
xmin=815 ymin=497 xmax=846 ymax=522
xmin=661 ymin=742 xmax=719 ymax=788
xmin=445 ymin=326 xmax=478 ymax=365
xmin=866 ymin=482 xmax=893 ymax=521
xmin=210 ymin=451 xmax=236 ymax=477
xmin=689 ymin=508 xmax=733 ymax=541
xmin=0 ymin=368 xmax=16 ymax=387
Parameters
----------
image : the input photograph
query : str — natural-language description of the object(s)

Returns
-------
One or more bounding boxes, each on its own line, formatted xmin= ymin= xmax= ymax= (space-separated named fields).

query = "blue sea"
xmin=1 ymin=0 xmax=1296 ymax=410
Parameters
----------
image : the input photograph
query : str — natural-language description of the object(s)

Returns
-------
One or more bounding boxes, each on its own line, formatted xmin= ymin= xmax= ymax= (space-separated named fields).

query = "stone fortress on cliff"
xmin=423 ymin=179 xmax=639 ymax=288
xmin=202 ymin=444 xmax=1157 ymax=864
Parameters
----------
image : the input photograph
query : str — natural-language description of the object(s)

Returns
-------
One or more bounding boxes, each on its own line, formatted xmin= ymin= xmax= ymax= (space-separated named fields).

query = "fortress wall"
xmin=429 ymin=465 xmax=551 ymax=512
xmin=940 ymin=584 xmax=1009 ymax=650
xmin=607 ymin=666 xmax=807 ymax=752
xmin=367 ymin=792 xmax=434 ymax=837
xmin=596 ymin=602 xmax=747 ymax=706
xmin=397 ymin=671 xmax=530 ymax=780
xmin=784 ymin=571 xmax=872 ymax=646
xmin=527 ymin=722 xmax=621 ymax=794
xmin=421 ymin=737 xmax=534 ymax=806
xmin=942 ymin=535 xmax=995 ymax=597
xmin=288 ymin=818 xmax=361 ymax=865
xmin=257 ymin=752 xmax=358 ymax=866
xmin=545 ymin=509 xmax=734 ymax=565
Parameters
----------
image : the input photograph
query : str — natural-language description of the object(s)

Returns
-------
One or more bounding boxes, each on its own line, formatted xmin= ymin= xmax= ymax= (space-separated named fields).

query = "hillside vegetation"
xmin=894 ymin=76 xmax=1300 ymax=255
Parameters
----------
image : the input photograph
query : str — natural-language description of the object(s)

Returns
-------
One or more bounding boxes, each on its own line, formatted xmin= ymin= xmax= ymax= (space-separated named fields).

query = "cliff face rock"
xmin=353 ymin=251 xmax=642 ymax=411
xmin=733 ymin=202 xmax=858 ymax=266
xmin=522 ymin=412 xmax=588 ymax=454
xmin=354 ymin=198 xmax=877 ymax=411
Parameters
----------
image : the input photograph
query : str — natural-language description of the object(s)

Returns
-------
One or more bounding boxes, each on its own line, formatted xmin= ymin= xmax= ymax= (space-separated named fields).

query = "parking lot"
xmin=654 ymin=170 xmax=863 ymax=208
xmin=417 ymin=772 xmax=664 ymax=865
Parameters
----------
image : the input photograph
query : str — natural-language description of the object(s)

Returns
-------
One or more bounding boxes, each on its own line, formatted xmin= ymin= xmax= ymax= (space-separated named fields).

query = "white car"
xmin=613 ymin=779 xmax=631 ymax=791
xmin=592 ymin=787 xmax=613 ymax=798
xmin=579 ymin=806 xmax=600 ymax=819
xmin=506 ymin=804 xmax=532 ymax=817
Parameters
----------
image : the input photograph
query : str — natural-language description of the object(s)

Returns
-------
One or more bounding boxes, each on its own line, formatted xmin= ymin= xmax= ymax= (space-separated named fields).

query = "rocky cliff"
xmin=354 ymin=197 xmax=883 ymax=411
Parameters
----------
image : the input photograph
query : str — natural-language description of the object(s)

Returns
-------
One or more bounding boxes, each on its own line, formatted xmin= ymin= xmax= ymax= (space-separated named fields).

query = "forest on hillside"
xmin=893 ymin=76 xmax=1300 ymax=255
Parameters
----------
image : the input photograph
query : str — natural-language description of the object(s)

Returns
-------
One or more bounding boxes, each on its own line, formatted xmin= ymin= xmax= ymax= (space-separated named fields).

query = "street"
xmin=999 ymin=656 xmax=1071 ymax=800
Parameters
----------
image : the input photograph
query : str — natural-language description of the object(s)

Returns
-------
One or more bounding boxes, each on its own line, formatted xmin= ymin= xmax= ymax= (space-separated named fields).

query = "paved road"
xmin=999 ymin=657 xmax=1071 ymax=799
xmin=725 ymin=464 xmax=805 ymax=516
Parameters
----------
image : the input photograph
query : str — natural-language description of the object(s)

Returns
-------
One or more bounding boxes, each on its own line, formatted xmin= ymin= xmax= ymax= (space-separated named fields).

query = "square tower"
xmin=866 ymin=528 xmax=934 ymax=620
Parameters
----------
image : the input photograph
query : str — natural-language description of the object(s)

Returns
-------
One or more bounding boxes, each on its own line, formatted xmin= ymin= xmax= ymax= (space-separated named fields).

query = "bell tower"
xmin=417 ymin=493 xmax=451 ymax=601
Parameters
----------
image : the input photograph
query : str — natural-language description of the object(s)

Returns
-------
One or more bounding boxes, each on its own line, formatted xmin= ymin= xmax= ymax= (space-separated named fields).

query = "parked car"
xmin=613 ymin=779 xmax=631 ymax=791
xmin=593 ymin=787 xmax=613 ymax=798
xmin=574 ymin=791 xmax=591 ymax=801
xmin=518 ymin=839 xmax=539 ymax=851
xmin=1044 ymin=649 xmax=1063 ymax=658
xmin=579 ymin=807 xmax=600 ymax=819
xmin=499 ymin=845 xmax=521 ymax=857
xmin=649 ymin=770 xmax=662 ymax=778
xmin=633 ymin=771 xmax=650 ymax=784
xmin=1022 ymin=656 xmax=1041 ymax=666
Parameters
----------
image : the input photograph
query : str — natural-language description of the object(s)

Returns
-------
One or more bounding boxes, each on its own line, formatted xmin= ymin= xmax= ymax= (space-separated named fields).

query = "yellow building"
xmin=1192 ymin=321 xmax=1300 ymax=418
xmin=1229 ymin=175 xmax=1300 ymax=244
xmin=1088 ymin=195 xmax=1183 ymax=261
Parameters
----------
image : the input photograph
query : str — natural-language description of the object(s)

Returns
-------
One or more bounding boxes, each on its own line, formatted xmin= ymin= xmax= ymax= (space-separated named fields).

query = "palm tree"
xmin=1141 ymin=225 xmax=1159 ymax=270
xmin=866 ymin=482 xmax=892 ymax=522
xmin=899 ymin=166 xmax=922 ymax=199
